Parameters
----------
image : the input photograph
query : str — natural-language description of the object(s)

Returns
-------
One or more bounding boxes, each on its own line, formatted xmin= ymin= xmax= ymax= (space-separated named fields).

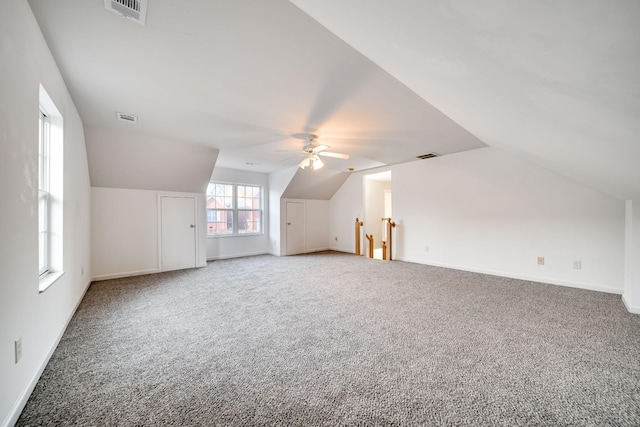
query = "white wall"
xmin=92 ymin=187 xmax=206 ymax=280
xmin=623 ymin=200 xmax=640 ymax=312
xmin=268 ymin=167 xmax=298 ymax=256
xmin=364 ymin=179 xmax=388 ymax=250
xmin=304 ymin=200 xmax=330 ymax=253
xmin=206 ymin=168 xmax=269 ymax=260
xmin=329 ymin=172 xmax=366 ymax=253
xmin=281 ymin=199 xmax=330 ymax=254
xmin=92 ymin=188 xmax=158 ymax=279
xmin=0 ymin=2 xmax=92 ymax=425
xmin=331 ymin=147 xmax=625 ymax=293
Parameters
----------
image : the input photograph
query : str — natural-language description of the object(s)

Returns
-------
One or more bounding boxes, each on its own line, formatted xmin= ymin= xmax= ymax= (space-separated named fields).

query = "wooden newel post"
xmin=381 ymin=218 xmax=396 ymax=260
xmin=355 ymin=218 xmax=364 ymax=256
xmin=382 ymin=241 xmax=387 ymax=260
xmin=365 ymin=234 xmax=374 ymax=258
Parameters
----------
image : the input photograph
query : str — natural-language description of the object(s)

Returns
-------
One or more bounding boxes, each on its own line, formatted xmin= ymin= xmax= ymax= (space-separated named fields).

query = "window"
xmin=38 ymin=84 xmax=64 ymax=292
xmin=206 ymin=182 xmax=262 ymax=236
xmin=38 ymin=110 xmax=50 ymax=276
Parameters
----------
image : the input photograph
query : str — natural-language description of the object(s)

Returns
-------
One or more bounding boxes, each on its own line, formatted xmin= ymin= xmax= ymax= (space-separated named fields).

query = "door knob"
xmin=190 ymin=224 xmax=195 ymax=228
xmin=287 ymin=222 xmax=291 ymax=225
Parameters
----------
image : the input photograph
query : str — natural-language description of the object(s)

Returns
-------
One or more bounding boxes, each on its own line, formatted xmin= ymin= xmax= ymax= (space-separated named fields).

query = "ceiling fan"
xmin=293 ymin=133 xmax=350 ymax=170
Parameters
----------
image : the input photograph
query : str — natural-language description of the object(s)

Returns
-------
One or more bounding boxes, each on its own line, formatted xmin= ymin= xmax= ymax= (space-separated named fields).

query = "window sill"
xmin=39 ymin=271 xmax=64 ymax=293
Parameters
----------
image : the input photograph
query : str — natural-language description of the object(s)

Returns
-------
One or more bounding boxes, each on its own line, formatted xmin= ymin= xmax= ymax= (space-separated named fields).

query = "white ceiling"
xmin=28 ymin=0 xmax=486 ymax=192
xmin=28 ymin=0 xmax=639 ymax=199
xmin=291 ymin=0 xmax=640 ymax=200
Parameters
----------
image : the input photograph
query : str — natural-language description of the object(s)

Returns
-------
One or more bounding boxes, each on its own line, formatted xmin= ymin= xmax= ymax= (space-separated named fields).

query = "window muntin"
xmin=206 ymin=183 xmax=262 ymax=236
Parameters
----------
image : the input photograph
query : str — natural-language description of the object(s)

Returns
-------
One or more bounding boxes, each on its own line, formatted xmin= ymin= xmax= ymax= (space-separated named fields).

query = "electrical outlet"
xmin=15 ymin=338 xmax=22 ymax=364
xmin=573 ymin=260 xmax=581 ymax=270
xmin=537 ymin=257 xmax=545 ymax=265
xmin=335 ymin=236 xmax=338 ymax=241
xmin=425 ymin=245 xmax=429 ymax=252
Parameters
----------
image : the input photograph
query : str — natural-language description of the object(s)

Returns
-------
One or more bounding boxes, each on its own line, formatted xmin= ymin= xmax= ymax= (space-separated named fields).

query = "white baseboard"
xmin=397 ymin=256 xmax=623 ymax=295
xmin=329 ymin=245 xmax=355 ymax=254
xmin=4 ymin=278 xmax=92 ymax=427
xmin=622 ymin=294 xmax=640 ymax=314
xmin=305 ymin=247 xmax=330 ymax=254
xmin=207 ymin=250 xmax=268 ymax=261
xmin=91 ymin=269 xmax=159 ymax=281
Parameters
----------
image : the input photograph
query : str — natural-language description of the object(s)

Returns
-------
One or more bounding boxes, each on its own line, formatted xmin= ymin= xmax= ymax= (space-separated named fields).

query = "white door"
xmin=286 ymin=202 xmax=305 ymax=255
xmin=161 ymin=196 xmax=196 ymax=271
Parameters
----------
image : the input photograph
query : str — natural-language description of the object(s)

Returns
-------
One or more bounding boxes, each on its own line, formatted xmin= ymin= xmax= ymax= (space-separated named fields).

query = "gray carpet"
xmin=16 ymin=252 xmax=640 ymax=426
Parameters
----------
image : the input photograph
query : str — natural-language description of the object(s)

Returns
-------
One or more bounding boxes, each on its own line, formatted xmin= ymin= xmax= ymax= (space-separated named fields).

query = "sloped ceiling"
xmin=86 ymin=127 xmax=218 ymax=192
xmin=290 ymin=0 xmax=640 ymax=200
xmin=282 ymin=168 xmax=350 ymax=200
xmin=27 ymin=0 xmax=486 ymax=192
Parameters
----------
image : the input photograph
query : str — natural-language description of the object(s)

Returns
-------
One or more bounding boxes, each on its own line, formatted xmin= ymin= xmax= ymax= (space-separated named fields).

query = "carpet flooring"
xmin=16 ymin=252 xmax=640 ymax=426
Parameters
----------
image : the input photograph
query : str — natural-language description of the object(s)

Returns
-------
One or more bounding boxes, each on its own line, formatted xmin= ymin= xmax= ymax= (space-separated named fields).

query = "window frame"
xmin=206 ymin=182 xmax=263 ymax=237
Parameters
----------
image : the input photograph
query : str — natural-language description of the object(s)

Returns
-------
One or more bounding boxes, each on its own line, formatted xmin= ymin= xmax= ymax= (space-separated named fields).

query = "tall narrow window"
xmin=206 ymin=182 xmax=263 ymax=236
xmin=38 ymin=84 xmax=64 ymax=292
xmin=38 ymin=110 xmax=50 ymax=276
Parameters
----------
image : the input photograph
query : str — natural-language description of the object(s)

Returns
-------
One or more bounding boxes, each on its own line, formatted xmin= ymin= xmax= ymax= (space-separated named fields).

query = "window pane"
xmin=238 ymin=210 xmax=261 ymax=234
xmin=236 ymin=185 xmax=260 ymax=212
xmin=207 ymin=183 xmax=234 ymax=209
xmin=237 ymin=196 xmax=246 ymax=209
xmin=207 ymin=209 xmax=233 ymax=236
xmin=39 ymin=112 xmax=49 ymax=192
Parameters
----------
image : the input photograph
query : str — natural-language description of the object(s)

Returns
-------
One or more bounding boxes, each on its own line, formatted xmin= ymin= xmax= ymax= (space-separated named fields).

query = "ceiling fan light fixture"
xmin=294 ymin=133 xmax=347 ymax=170
xmin=299 ymin=154 xmax=324 ymax=170
xmin=298 ymin=157 xmax=311 ymax=169
xmin=311 ymin=155 xmax=324 ymax=170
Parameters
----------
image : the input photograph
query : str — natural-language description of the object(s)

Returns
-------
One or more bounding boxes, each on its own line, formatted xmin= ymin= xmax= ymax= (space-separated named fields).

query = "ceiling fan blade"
xmin=313 ymin=144 xmax=329 ymax=153
xmin=318 ymin=151 xmax=350 ymax=160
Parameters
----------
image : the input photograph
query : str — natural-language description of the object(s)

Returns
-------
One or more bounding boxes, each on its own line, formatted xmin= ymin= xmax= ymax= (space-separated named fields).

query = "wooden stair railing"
xmin=355 ymin=218 xmax=364 ymax=256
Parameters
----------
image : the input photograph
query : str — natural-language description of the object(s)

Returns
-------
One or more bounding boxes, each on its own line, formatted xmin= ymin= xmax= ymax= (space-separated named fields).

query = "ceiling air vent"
xmin=104 ymin=0 xmax=148 ymax=25
xmin=116 ymin=112 xmax=138 ymax=124
xmin=416 ymin=153 xmax=439 ymax=160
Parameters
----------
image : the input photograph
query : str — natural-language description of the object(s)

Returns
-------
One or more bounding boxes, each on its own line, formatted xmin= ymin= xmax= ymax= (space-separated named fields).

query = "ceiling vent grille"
xmin=416 ymin=153 xmax=439 ymax=160
xmin=117 ymin=112 xmax=138 ymax=124
xmin=104 ymin=0 xmax=148 ymax=25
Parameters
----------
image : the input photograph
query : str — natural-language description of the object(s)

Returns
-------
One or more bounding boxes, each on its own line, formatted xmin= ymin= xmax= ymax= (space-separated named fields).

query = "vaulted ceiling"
xmin=290 ymin=0 xmax=640 ymax=200
xmin=29 ymin=0 xmax=638 ymax=199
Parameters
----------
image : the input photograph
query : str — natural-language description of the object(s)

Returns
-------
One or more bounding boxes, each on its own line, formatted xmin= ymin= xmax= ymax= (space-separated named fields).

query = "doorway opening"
xmin=363 ymin=171 xmax=392 ymax=260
